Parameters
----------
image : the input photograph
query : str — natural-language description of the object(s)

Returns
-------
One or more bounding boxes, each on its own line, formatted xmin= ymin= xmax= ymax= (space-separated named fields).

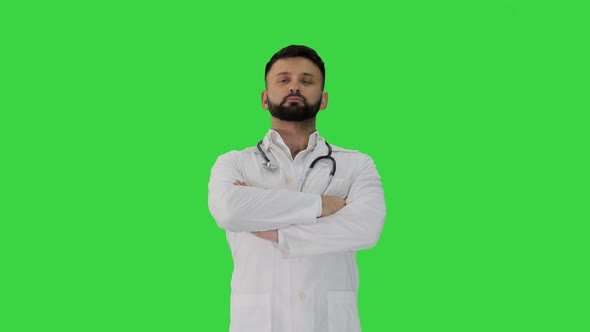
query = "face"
xmin=262 ymin=57 xmax=328 ymax=122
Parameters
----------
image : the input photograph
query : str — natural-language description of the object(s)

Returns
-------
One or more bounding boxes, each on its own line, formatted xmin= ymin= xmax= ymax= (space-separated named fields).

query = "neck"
xmin=271 ymin=117 xmax=317 ymax=158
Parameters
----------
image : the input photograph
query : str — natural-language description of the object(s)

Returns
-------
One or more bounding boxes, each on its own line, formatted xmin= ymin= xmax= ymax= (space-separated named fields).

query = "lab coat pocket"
xmin=328 ymin=291 xmax=361 ymax=332
xmin=323 ymin=178 xmax=350 ymax=199
xmin=230 ymin=293 xmax=271 ymax=332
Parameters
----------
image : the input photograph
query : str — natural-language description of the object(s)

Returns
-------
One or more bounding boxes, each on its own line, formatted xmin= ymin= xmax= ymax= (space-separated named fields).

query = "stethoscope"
xmin=256 ymin=140 xmax=336 ymax=194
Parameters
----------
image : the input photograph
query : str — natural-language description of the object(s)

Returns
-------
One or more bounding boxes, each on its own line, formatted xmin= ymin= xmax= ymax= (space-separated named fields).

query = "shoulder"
xmin=215 ymin=146 xmax=258 ymax=161
xmin=219 ymin=145 xmax=258 ymax=156
xmin=329 ymin=144 xmax=372 ymax=161
xmin=327 ymin=143 xmax=383 ymax=178
xmin=327 ymin=143 xmax=378 ymax=177
xmin=215 ymin=146 xmax=259 ymax=165
xmin=330 ymin=144 xmax=359 ymax=154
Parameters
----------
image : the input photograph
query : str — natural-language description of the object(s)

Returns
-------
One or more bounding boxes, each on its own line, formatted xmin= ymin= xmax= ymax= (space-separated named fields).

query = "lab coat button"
xmin=285 ymin=176 xmax=293 ymax=184
xmin=297 ymin=291 xmax=306 ymax=301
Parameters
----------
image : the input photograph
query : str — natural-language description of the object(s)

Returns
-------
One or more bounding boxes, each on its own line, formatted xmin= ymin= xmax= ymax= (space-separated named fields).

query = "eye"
xmin=302 ymin=80 xmax=313 ymax=85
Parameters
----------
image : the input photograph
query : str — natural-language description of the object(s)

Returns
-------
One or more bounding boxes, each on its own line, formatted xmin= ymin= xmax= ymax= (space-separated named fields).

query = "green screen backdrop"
xmin=1 ymin=1 xmax=588 ymax=331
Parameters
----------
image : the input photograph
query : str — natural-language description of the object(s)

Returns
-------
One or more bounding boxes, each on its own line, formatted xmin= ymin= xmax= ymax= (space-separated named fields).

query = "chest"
xmin=240 ymin=152 xmax=358 ymax=199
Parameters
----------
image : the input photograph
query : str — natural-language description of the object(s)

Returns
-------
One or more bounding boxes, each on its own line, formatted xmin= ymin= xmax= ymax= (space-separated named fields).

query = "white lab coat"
xmin=208 ymin=130 xmax=386 ymax=332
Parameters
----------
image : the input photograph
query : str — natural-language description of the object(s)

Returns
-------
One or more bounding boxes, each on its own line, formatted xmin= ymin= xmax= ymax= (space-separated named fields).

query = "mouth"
xmin=286 ymin=96 xmax=304 ymax=102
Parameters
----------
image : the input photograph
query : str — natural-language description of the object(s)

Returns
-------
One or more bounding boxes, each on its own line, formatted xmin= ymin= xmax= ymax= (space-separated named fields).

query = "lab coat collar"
xmin=260 ymin=129 xmax=322 ymax=154
xmin=262 ymin=129 xmax=322 ymax=151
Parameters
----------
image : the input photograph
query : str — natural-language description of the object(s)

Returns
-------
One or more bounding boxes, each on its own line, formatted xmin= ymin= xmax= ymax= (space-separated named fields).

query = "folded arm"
xmin=276 ymin=156 xmax=386 ymax=256
xmin=208 ymin=151 xmax=325 ymax=232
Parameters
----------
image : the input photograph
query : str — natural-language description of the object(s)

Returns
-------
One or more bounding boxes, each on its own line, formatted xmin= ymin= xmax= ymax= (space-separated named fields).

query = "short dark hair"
xmin=265 ymin=45 xmax=326 ymax=89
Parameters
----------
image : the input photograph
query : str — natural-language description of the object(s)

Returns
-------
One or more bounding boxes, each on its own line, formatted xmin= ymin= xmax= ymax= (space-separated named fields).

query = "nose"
xmin=289 ymin=83 xmax=300 ymax=94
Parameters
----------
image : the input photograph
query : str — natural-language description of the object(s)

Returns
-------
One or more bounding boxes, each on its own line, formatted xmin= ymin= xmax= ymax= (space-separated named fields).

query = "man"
xmin=208 ymin=45 xmax=386 ymax=332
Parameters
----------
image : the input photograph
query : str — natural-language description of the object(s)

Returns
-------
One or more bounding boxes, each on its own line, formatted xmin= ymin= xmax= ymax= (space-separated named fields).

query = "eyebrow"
xmin=276 ymin=72 xmax=315 ymax=77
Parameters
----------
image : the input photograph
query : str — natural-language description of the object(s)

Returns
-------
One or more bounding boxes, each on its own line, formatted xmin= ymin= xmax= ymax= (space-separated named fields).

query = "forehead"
xmin=268 ymin=57 xmax=322 ymax=77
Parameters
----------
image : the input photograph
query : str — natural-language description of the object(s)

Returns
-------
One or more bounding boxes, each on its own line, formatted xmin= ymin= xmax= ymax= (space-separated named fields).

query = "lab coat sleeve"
xmin=208 ymin=151 xmax=322 ymax=232
xmin=276 ymin=155 xmax=386 ymax=256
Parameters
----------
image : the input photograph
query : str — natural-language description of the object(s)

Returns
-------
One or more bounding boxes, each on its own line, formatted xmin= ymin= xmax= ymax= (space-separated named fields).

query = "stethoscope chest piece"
xmin=262 ymin=161 xmax=279 ymax=170
xmin=257 ymin=141 xmax=280 ymax=170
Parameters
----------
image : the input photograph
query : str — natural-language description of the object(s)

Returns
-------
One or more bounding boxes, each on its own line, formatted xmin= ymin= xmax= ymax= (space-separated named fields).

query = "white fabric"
xmin=208 ymin=129 xmax=386 ymax=332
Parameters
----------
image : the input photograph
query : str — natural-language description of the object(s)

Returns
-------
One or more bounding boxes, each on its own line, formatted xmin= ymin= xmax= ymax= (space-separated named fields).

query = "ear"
xmin=261 ymin=91 xmax=269 ymax=110
xmin=319 ymin=92 xmax=328 ymax=110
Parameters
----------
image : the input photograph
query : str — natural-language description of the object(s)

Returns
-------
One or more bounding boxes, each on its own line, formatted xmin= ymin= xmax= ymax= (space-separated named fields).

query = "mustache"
xmin=281 ymin=93 xmax=307 ymax=105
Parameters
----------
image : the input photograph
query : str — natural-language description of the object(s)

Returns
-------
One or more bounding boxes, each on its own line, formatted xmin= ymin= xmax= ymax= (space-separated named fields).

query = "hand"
xmin=321 ymin=196 xmax=346 ymax=217
xmin=253 ymin=230 xmax=278 ymax=243
xmin=233 ymin=180 xmax=248 ymax=186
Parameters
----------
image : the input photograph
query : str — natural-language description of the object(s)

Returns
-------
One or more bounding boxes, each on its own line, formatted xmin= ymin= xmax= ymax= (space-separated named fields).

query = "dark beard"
xmin=267 ymin=93 xmax=322 ymax=122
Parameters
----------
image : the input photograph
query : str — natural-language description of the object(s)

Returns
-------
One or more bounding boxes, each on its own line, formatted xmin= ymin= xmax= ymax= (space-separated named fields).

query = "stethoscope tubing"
xmin=257 ymin=140 xmax=336 ymax=194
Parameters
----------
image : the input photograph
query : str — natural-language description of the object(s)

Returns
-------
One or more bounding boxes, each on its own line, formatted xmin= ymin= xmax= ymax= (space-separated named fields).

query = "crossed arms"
xmin=208 ymin=151 xmax=386 ymax=256
xmin=233 ymin=180 xmax=346 ymax=242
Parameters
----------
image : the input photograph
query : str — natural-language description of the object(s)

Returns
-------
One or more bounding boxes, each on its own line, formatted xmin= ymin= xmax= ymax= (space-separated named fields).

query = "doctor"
xmin=208 ymin=45 xmax=386 ymax=332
